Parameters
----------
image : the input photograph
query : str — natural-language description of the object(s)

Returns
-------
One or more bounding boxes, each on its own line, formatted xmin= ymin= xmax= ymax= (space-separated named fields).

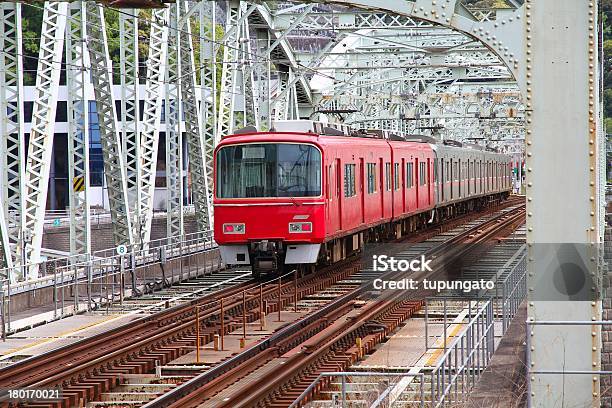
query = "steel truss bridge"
xmin=0 ymin=0 xmax=605 ymax=406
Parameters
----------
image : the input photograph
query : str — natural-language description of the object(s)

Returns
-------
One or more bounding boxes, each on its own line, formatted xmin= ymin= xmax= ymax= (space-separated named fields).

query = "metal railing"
xmin=288 ymin=372 xmax=425 ymax=408
xmin=0 ymin=230 xmax=222 ymax=335
xmin=50 ymin=230 xmax=219 ymax=314
xmin=1 ymin=230 xmax=216 ymax=286
xmin=424 ymin=299 xmax=495 ymax=408
xmin=497 ymin=250 xmax=526 ymax=333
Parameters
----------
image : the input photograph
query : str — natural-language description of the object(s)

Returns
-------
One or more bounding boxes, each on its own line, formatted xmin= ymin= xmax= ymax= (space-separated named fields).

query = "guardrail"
xmin=0 ymin=230 xmax=222 ymax=336
xmin=289 ymin=372 xmax=425 ymax=408
xmin=1 ymin=230 xmax=215 ymax=287
xmin=497 ymin=249 xmax=526 ymax=333
xmin=424 ymin=299 xmax=495 ymax=408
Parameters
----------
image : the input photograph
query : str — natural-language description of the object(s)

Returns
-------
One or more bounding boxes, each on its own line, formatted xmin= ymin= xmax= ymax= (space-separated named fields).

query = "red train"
xmin=214 ymin=120 xmax=512 ymax=277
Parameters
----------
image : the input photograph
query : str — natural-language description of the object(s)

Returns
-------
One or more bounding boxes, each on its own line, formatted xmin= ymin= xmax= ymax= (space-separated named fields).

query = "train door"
xmin=427 ymin=158 xmax=431 ymax=206
xmin=480 ymin=161 xmax=483 ymax=193
xmin=326 ymin=165 xmax=331 ymax=224
xmin=401 ymin=158 xmax=406 ymax=214
xmin=474 ymin=161 xmax=477 ymax=194
xmin=359 ymin=158 xmax=365 ymax=224
xmin=440 ymin=158 xmax=445 ymax=202
xmin=379 ymin=158 xmax=384 ymax=218
xmin=415 ymin=157 xmax=419 ymax=208
xmin=467 ymin=160 xmax=471 ymax=196
xmin=336 ymin=158 xmax=342 ymax=230
xmin=448 ymin=159 xmax=455 ymax=200
xmin=457 ymin=160 xmax=463 ymax=198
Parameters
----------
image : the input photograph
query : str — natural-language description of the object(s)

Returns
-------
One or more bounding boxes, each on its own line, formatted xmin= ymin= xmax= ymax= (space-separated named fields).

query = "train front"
xmin=213 ymin=132 xmax=325 ymax=277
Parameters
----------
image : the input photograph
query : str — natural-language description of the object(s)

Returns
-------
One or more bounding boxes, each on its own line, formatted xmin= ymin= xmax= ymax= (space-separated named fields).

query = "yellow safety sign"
xmin=73 ymin=176 xmax=85 ymax=192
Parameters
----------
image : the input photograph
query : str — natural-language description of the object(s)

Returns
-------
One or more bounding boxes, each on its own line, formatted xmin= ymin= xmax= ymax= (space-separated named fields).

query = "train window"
xmin=434 ymin=159 xmax=438 ymax=183
xmin=453 ymin=162 xmax=458 ymax=181
xmin=367 ymin=163 xmax=377 ymax=194
xmin=406 ymin=162 xmax=413 ymax=188
xmin=385 ymin=163 xmax=391 ymax=191
xmin=419 ymin=162 xmax=426 ymax=186
xmin=327 ymin=166 xmax=333 ymax=199
xmin=216 ymin=143 xmax=321 ymax=198
xmin=344 ymin=163 xmax=356 ymax=197
xmin=394 ymin=163 xmax=400 ymax=190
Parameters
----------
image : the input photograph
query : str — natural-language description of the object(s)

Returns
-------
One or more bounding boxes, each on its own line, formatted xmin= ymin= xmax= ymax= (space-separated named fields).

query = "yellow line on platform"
xmin=0 ymin=314 xmax=121 ymax=357
xmin=424 ymin=323 xmax=464 ymax=366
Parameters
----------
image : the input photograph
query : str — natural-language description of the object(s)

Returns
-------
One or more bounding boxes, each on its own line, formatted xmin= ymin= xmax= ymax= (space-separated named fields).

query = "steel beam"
xmin=119 ymin=9 xmax=141 ymax=245
xmin=0 ymin=2 xmax=24 ymax=271
xmin=85 ymin=2 xmax=133 ymax=247
xmin=22 ymin=1 xmax=67 ymax=278
xmin=139 ymin=8 xmax=169 ymax=244
xmin=526 ymin=1 xmax=601 ymax=407
xmin=66 ymin=1 xmax=91 ymax=257
xmin=217 ymin=0 xmax=241 ymax=138
xmin=200 ymin=0 xmax=216 ymax=218
xmin=165 ymin=3 xmax=183 ymax=240
xmin=178 ymin=0 xmax=211 ymax=230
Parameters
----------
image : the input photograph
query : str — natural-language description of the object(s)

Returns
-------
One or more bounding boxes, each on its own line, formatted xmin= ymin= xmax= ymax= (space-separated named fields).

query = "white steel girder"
xmin=66 ymin=1 xmax=91 ymax=257
xmin=165 ymin=3 xmax=183 ymax=240
xmin=0 ymin=211 xmax=13 ymax=272
xmin=217 ymin=1 xmax=242 ymax=138
xmin=177 ymin=0 xmax=211 ymax=230
xmin=0 ymin=2 xmax=24 ymax=271
xmin=119 ymin=9 xmax=141 ymax=246
xmin=85 ymin=2 xmax=133 ymax=246
xmin=200 ymin=1 xmax=216 ymax=222
xmin=239 ymin=14 xmax=258 ymax=128
xmin=22 ymin=1 xmax=67 ymax=278
xmin=296 ymin=0 xmax=525 ymax=94
xmin=526 ymin=1 xmax=602 ymax=407
xmin=139 ymin=8 xmax=170 ymax=244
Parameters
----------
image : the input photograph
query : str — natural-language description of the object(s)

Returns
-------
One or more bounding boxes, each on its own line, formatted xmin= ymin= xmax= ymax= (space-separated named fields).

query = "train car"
xmin=213 ymin=121 xmax=511 ymax=277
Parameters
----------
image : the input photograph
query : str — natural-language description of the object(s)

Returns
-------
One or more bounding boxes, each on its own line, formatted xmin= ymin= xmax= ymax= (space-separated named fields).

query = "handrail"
xmin=288 ymin=372 xmax=425 ymax=408
xmin=0 ymin=229 xmax=215 ymax=284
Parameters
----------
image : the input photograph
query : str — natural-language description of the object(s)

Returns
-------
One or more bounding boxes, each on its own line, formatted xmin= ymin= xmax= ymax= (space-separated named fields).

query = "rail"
xmin=377 ymin=236 xmax=527 ymax=407
xmin=0 ymin=230 xmax=221 ymax=334
xmin=288 ymin=372 xmax=426 ymax=408
xmin=1 ymin=229 xmax=215 ymax=290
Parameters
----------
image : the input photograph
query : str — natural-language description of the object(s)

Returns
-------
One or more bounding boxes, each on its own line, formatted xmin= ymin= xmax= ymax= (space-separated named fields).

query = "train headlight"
xmin=223 ymin=223 xmax=245 ymax=234
xmin=289 ymin=222 xmax=312 ymax=233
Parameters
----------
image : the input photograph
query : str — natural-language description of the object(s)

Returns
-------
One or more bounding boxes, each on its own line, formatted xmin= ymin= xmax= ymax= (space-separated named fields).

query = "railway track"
xmin=0 ymin=199 xmax=523 ymax=408
xmin=145 ymin=202 xmax=525 ymax=408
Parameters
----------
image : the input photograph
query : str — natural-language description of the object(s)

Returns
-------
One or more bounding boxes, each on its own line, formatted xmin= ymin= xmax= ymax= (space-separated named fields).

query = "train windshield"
xmin=216 ymin=143 xmax=322 ymax=198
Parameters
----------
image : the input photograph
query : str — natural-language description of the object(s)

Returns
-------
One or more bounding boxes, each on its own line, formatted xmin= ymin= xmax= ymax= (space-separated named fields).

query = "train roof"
xmin=221 ymin=121 xmax=506 ymax=156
